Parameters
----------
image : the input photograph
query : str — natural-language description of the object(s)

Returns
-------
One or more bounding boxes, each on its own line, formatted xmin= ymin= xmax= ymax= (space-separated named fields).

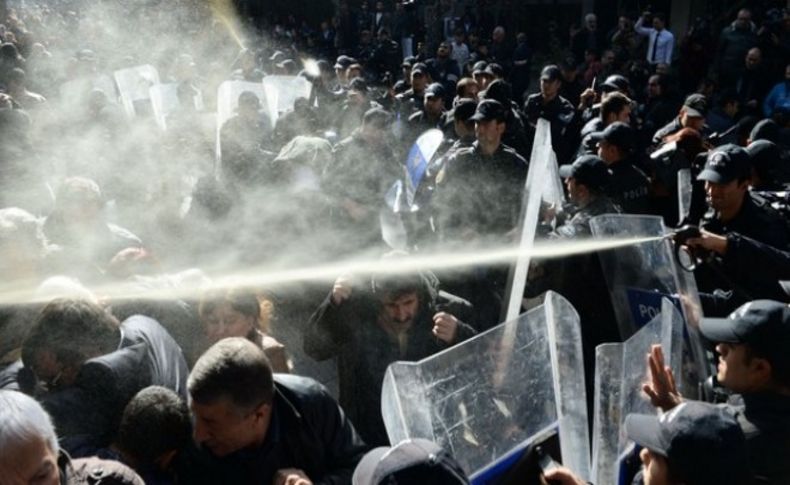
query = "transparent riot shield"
xmin=113 ymin=64 xmax=160 ymax=118
xmin=677 ymin=168 xmax=692 ymax=224
xmin=149 ymin=83 xmax=180 ymax=131
xmin=588 ymin=214 xmax=708 ymax=398
xmin=262 ymin=75 xmax=312 ymax=126
xmin=381 ymin=291 xmax=590 ymax=482
xmin=214 ymin=81 xmax=271 ymax=168
xmin=590 ymin=343 xmax=623 ymax=485
xmin=591 ymin=298 xmax=684 ymax=485
xmin=504 ymin=118 xmax=565 ymax=322
xmin=58 ymin=75 xmax=117 ymax=112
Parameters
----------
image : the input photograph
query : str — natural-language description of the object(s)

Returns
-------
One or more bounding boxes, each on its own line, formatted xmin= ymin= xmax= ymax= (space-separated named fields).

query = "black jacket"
xmin=697 ymin=196 xmax=789 ymax=300
xmin=607 ymin=158 xmax=651 ymax=215
xmin=433 ymin=141 xmax=528 ymax=242
xmin=523 ymin=93 xmax=576 ymax=165
xmin=304 ymin=272 xmax=476 ymax=445
xmin=40 ymin=315 xmax=188 ymax=457
xmin=726 ymin=392 xmax=790 ymax=485
xmin=176 ymin=374 xmax=367 ymax=485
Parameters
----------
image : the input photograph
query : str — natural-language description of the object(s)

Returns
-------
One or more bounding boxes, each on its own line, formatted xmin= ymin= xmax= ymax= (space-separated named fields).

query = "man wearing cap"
xmin=652 ymin=93 xmax=708 ymax=145
xmin=526 ymin=155 xmax=621 ymax=399
xmin=693 ymin=144 xmax=789 ymax=302
xmin=337 ymin=77 xmax=382 ymax=138
xmin=698 ymin=144 xmax=787 ymax=249
xmin=406 ymin=82 xmax=447 ymax=143
xmin=747 ymin=140 xmax=783 ymax=191
xmin=545 ymin=401 xmax=752 ymax=485
xmin=434 ymin=99 xmax=528 ymax=241
xmin=325 ymin=108 xmax=400 ymax=252
xmin=524 ymin=65 xmax=576 ymax=165
xmin=395 ymin=62 xmax=429 ymax=114
xmin=432 ymin=99 xmax=528 ymax=327
xmin=471 ymin=61 xmax=494 ymax=90
xmin=352 ymin=438 xmax=469 ymax=485
xmin=425 ymin=98 xmax=478 ymax=198
xmin=593 ymin=122 xmax=651 ymax=214
xmin=644 ymin=300 xmax=790 ymax=484
xmin=334 ymin=55 xmax=357 ymax=91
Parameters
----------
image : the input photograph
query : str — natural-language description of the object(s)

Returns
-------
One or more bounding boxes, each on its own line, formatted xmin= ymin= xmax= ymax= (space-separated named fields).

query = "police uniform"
xmin=590 ymin=122 xmax=651 ymax=214
xmin=697 ymin=145 xmax=790 ymax=300
xmin=523 ymin=67 xmax=576 ymax=165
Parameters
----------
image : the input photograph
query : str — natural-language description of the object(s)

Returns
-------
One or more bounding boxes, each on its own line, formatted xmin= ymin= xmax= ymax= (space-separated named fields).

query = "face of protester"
xmin=618 ymin=16 xmax=632 ymax=31
xmin=0 ymin=435 xmax=60 ymax=485
xmin=715 ymin=342 xmax=769 ymax=393
xmin=704 ymin=179 xmax=748 ymax=215
xmin=647 ymin=75 xmax=662 ymax=98
xmin=191 ymin=397 xmax=270 ymax=458
xmin=745 ymin=49 xmax=761 ymax=70
xmin=30 ymin=349 xmax=80 ymax=393
xmin=379 ymin=291 xmax=420 ymax=334
xmin=735 ymin=10 xmax=751 ymax=30
xmin=203 ymin=303 xmax=256 ymax=344
xmin=585 ymin=15 xmax=597 ymax=31
xmin=437 ymin=42 xmax=451 ymax=59
xmin=475 ymin=118 xmax=505 ymax=147
xmin=652 ymin=17 xmax=664 ymax=31
xmin=639 ymin=448 xmax=672 ymax=485
xmin=540 ymin=78 xmax=560 ymax=100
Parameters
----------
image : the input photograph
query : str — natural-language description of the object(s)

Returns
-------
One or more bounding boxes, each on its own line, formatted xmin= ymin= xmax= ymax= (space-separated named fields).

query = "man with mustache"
xmin=304 ymin=267 xmax=477 ymax=446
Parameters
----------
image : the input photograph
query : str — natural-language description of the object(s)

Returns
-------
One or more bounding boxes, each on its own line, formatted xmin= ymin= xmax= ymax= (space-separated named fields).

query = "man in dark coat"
xmin=523 ymin=65 xmax=576 ymax=165
xmin=304 ymin=269 xmax=476 ymax=446
xmin=20 ymin=298 xmax=188 ymax=457
xmin=179 ymin=338 xmax=367 ymax=485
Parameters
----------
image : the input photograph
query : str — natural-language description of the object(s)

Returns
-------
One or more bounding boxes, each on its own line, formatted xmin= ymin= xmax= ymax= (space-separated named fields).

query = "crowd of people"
xmin=1 ymin=0 xmax=789 ymax=484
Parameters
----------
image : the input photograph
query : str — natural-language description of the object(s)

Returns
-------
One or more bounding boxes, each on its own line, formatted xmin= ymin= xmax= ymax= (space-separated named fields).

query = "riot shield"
xmin=381 ymin=291 xmax=590 ymax=482
xmin=149 ymin=83 xmax=179 ymax=131
xmin=591 ymin=298 xmax=684 ymax=485
xmin=262 ymin=75 xmax=312 ymax=125
xmin=677 ymin=168 xmax=692 ymax=224
xmin=113 ymin=64 xmax=160 ymax=118
xmin=504 ymin=118 xmax=565 ymax=322
xmin=590 ymin=343 xmax=623 ymax=485
xmin=588 ymin=214 xmax=708 ymax=398
xmin=214 ymin=81 xmax=271 ymax=167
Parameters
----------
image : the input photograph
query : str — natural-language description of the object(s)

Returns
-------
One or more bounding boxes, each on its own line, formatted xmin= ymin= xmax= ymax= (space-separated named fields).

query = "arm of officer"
xmin=303 ymin=275 xmax=354 ymax=361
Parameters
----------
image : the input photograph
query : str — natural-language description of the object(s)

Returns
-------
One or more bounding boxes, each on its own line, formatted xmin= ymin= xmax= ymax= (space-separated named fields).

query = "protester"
xmin=0 ymin=389 xmax=145 ymax=485
xmin=0 ymin=2 xmax=788 ymax=482
xmin=178 ymin=337 xmax=367 ymax=484
xmin=304 ymin=266 xmax=475 ymax=445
